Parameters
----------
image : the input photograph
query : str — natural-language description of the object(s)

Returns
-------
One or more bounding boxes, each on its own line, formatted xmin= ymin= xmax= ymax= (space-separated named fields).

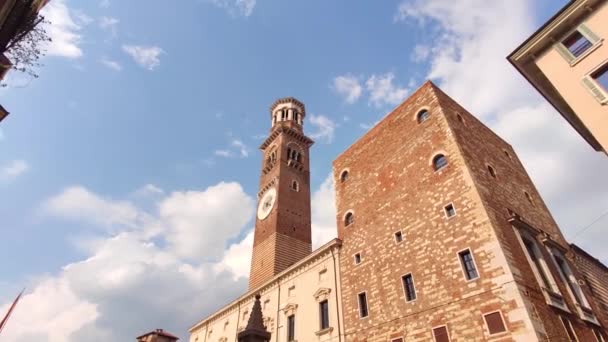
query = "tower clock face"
xmin=257 ymin=187 xmax=277 ymax=220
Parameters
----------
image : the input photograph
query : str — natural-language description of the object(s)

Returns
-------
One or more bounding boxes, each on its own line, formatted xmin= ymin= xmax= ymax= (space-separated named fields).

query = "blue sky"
xmin=1 ymin=0 xmax=607 ymax=340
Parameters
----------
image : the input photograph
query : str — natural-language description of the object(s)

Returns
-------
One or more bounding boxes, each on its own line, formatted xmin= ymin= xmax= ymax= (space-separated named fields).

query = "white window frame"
xmin=582 ymin=58 xmax=608 ymax=105
xmin=513 ymin=226 xmax=568 ymax=310
xmin=555 ymin=23 xmax=603 ymax=66
xmin=432 ymin=324 xmax=451 ymax=342
xmin=482 ymin=310 xmax=509 ymax=336
xmin=457 ymin=248 xmax=480 ymax=282
xmin=357 ymin=291 xmax=370 ymax=319
xmin=594 ymin=329 xmax=606 ymax=342
xmin=401 ymin=273 xmax=417 ymax=303
xmin=560 ymin=316 xmax=579 ymax=342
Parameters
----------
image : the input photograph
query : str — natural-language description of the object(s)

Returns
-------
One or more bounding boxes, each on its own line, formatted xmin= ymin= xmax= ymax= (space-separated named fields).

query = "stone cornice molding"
xmin=313 ymin=288 xmax=332 ymax=302
xmin=281 ymin=303 xmax=298 ymax=316
xmin=259 ymin=126 xmax=314 ymax=150
xmin=270 ymin=97 xmax=306 ymax=117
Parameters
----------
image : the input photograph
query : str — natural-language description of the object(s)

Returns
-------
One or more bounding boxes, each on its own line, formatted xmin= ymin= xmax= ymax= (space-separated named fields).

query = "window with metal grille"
xmin=402 ymin=274 xmax=416 ymax=302
xmin=358 ymin=292 xmax=369 ymax=318
xmin=319 ymin=300 xmax=329 ymax=330
xmin=459 ymin=249 xmax=479 ymax=280
xmin=484 ymin=311 xmax=507 ymax=335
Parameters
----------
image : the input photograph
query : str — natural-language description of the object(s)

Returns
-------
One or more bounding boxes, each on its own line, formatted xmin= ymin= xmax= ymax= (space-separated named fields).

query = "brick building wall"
xmin=571 ymin=244 xmax=608 ymax=320
xmin=333 ymin=81 xmax=607 ymax=341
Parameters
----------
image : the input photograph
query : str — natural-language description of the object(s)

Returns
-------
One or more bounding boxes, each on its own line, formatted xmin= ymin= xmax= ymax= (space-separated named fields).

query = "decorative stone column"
xmin=237 ymin=294 xmax=271 ymax=342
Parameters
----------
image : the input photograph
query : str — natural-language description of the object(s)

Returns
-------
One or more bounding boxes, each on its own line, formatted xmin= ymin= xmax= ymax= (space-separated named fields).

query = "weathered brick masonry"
xmin=333 ymin=81 xmax=607 ymax=341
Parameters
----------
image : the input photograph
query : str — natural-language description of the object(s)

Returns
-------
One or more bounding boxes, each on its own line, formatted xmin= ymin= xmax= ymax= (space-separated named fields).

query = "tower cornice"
xmin=259 ymin=126 xmax=314 ymax=150
xmin=269 ymin=97 xmax=306 ymax=117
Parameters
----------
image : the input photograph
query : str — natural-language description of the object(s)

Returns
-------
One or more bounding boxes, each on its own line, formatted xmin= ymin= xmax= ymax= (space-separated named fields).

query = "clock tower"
xmin=249 ymin=97 xmax=314 ymax=290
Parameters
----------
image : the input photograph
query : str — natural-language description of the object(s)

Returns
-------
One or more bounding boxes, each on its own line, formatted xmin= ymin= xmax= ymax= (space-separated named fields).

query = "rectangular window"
xmin=319 ymin=269 xmax=327 ymax=282
xmin=358 ymin=292 xmax=369 ymax=318
xmin=560 ymin=316 xmax=578 ymax=342
xmin=319 ymin=300 xmax=329 ymax=330
xmin=432 ymin=325 xmax=451 ymax=342
xmin=552 ymin=251 xmax=591 ymax=309
xmin=288 ymin=286 xmax=295 ymax=297
xmin=354 ymin=253 xmax=362 ymax=265
xmin=287 ymin=314 xmax=295 ymax=341
xmin=402 ymin=274 xmax=416 ymax=302
xmin=522 ymin=237 xmax=553 ymax=290
xmin=444 ymin=204 xmax=456 ymax=218
xmin=592 ymin=63 xmax=608 ymax=92
xmin=484 ymin=311 xmax=507 ymax=335
xmin=594 ymin=329 xmax=606 ymax=342
xmin=394 ymin=231 xmax=403 ymax=243
xmin=459 ymin=249 xmax=479 ymax=280
xmin=563 ymin=30 xmax=593 ymax=57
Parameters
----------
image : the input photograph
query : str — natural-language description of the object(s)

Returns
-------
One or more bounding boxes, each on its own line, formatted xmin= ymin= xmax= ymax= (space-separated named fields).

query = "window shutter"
xmin=579 ymin=23 xmax=600 ymax=43
xmin=554 ymin=43 xmax=574 ymax=63
xmin=582 ymin=77 xmax=608 ymax=103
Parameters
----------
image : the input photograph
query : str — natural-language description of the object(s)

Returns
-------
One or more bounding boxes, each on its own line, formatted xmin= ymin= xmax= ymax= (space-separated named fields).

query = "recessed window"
xmin=484 ymin=311 xmax=507 ymax=335
xmin=487 ymin=165 xmax=497 ymax=178
xmin=563 ymin=30 xmax=593 ymax=57
xmin=340 ymin=170 xmax=349 ymax=183
xmin=391 ymin=339 xmax=404 ymax=342
xmin=444 ymin=203 xmax=456 ymax=218
xmin=417 ymin=109 xmax=430 ymax=123
xmin=394 ymin=231 xmax=403 ymax=243
xmin=594 ymin=329 xmax=606 ymax=342
xmin=263 ymin=299 xmax=270 ymax=310
xmin=291 ymin=180 xmax=299 ymax=191
xmin=357 ymin=292 xmax=369 ymax=318
xmin=354 ymin=253 xmax=362 ymax=265
xmin=560 ymin=316 xmax=578 ymax=342
xmin=503 ymin=150 xmax=512 ymax=159
xmin=433 ymin=154 xmax=448 ymax=171
xmin=459 ymin=249 xmax=479 ymax=280
xmin=288 ymin=286 xmax=295 ymax=297
xmin=456 ymin=113 xmax=464 ymax=123
xmin=521 ymin=235 xmax=557 ymax=293
xmin=524 ymin=191 xmax=534 ymax=205
xmin=287 ymin=314 xmax=295 ymax=341
xmin=432 ymin=325 xmax=451 ymax=342
xmin=344 ymin=212 xmax=354 ymax=226
xmin=552 ymin=250 xmax=591 ymax=310
xmin=319 ymin=269 xmax=327 ymax=282
xmin=402 ymin=274 xmax=416 ymax=302
xmin=319 ymin=300 xmax=329 ymax=330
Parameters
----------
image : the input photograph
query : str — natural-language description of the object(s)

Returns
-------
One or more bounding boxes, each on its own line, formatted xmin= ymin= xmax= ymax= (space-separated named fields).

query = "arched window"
xmin=432 ymin=154 xmax=448 ymax=171
xmin=294 ymin=112 xmax=299 ymax=123
xmin=487 ymin=165 xmax=497 ymax=178
xmin=281 ymin=110 xmax=287 ymax=120
xmin=291 ymin=180 xmax=299 ymax=191
xmin=344 ymin=212 xmax=354 ymax=226
xmin=340 ymin=170 xmax=349 ymax=183
xmin=417 ymin=109 xmax=430 ymax=123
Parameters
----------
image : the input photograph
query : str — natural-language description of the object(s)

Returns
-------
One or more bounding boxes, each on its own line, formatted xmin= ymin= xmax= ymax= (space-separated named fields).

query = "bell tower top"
xmin=269 ymin=97 xmax=305 ymax=131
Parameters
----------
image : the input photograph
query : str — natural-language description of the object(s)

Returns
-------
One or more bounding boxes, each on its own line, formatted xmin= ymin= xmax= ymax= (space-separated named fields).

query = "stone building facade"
xmin=190 ymin=84 xmax=608 ymax=342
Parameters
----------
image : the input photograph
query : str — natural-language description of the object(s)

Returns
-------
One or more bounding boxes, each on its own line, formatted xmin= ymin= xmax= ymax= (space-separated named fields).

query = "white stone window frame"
xmin=457 ymin=247 xmax=480 ymax=282
xmin=357 ymin=290 xmax=370 ymax=319
xmin=400 ymin=272 xmax=417 ymax=303
xmin=482 ymin=310 xmax=509 ymax=336
xmin=547 ymin=246 xmax=598 ymax=324
xmin=313 ymin=288 xmax=333 ymax=336
xmin=443 ymin=202 xmax=457 ymax=219
xmin=555 ymin=23 xmax=603 ymax=67
xmin=290 ymin=179 xmax=300 ymax=192
xmin=513 ymin=225 xmax=568 ymax=311
xmin=431 ymin=324 xmax=451 ymax=342
xmin=582 ymin=57 xmax=608 ymax=105
xmin=594 ymin=328 xmax=607 ymax=342
xmin=560 ymin=316 xmax=579 ymax=342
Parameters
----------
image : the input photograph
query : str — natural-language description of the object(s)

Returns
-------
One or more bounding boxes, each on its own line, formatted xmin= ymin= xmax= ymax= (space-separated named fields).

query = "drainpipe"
xmin=275 ymin=279 xmax=281 ymax=342
xmin=331 ymin=246 xmax=343 ymax=342
xmin=234 ymin=301 xmax=241 ymax=342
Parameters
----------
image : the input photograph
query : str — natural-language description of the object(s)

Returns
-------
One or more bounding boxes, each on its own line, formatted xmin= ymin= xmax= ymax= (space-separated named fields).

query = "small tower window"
xmin=524 ymin=191 xmax=534 ymax=205
xmin=433 ymin=154 xmax=448 ymax=171
xmin=344 ymin=212 xmax=354 ymax=226
xmin=358 ymin=292 xmax=369 ymax=318
xmin=444 ymin=203 xmax=456 ymax=218
xmin=281 ymin=110 xmax=287 ymax=120
xmin=340 ymin=170 xmax=349 ymax=183
xmin=417 ymin=109 xmax=430 ymax=123
xmin=457 ymin=113 xmax=464 ymax=123
xmin=354 ymin=252 xmax=362 ymax=265
xmin=487 ymin=165 xmax=497 ymax=178
xmin=294 ymin=112 xmax=299 ymax=123
xmin=394 ymin=231 xmax=403 ymax=243
xmin=291 ymin=180 xmax=299 ymax=191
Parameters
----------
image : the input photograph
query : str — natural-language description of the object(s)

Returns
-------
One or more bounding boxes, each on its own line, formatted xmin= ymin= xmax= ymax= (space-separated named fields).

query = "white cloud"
xmin=332 ymin=74 xmax=363 ymax=104
xmin=398 ymin=0 xmax=608 ymax=262
xmin=99 ymin=16 xmax=119 ymax=36
xmin=366 ymin=72 xmax=410 ymax=107
xmin=100 ymin=58 xmax=121 ymax=71
xmin=231 ymin=139 xmax=249 ymax=157
xmin=311 ymin=174 xmax=337 ymax=248
xmin=133 ymin=184 xmax=164 ymax=197
xmin=122 ymin=45 xmax=164 ymax=71
xmin=214 ymin=149 xmax=233 ymax=158
xmin=309 ymin=115 xmax=337 ymax=143
xmin=40 ymin=0 xmax=84 ymax=58
xmin=411 ymin=44 xmax=431 ymax=63
xmin=215 ymin=230 xmax=254 ymax=280
xmin=0 ymin=159 xmax=29 ymax=182
xmin=209 ymin=0 xmax=256 ymax=17
xmin=214 ymin=139 xmax=249 ymax=158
